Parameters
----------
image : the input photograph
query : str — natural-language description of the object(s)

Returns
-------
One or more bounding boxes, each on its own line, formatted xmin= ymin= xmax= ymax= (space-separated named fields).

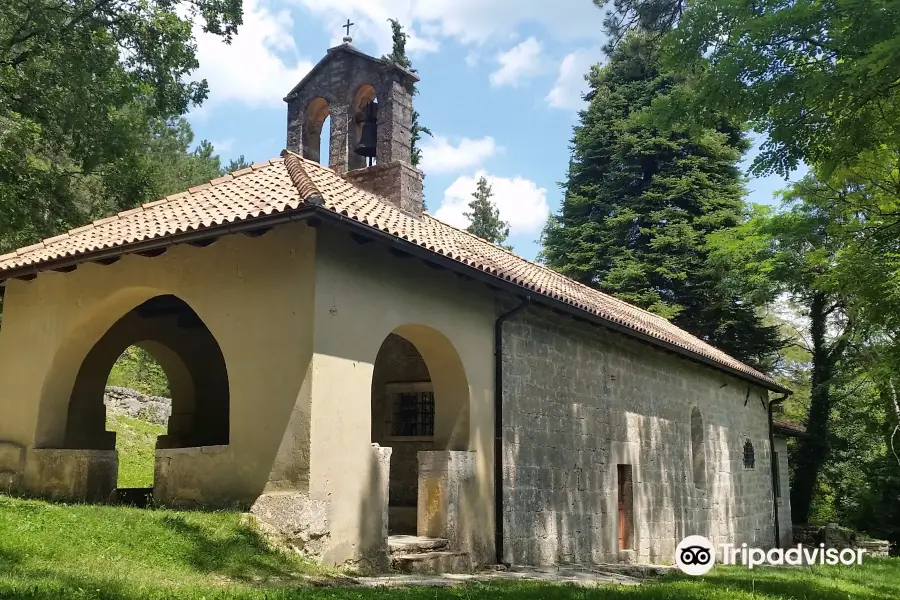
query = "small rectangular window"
xmin=385 ymin=382 xmax=434 ymax=440
xmin=617 ymin=464 xmax=634 ymax=551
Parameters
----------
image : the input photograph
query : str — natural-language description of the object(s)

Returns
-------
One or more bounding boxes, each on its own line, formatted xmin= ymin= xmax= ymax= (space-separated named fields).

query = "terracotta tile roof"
xmin=0 ymin=158 xmax=302 ymax=272
xmin=773 ymin=420 xmax=807 ymax=437
xmin=0 ymin=151 xmax=785 ymax=392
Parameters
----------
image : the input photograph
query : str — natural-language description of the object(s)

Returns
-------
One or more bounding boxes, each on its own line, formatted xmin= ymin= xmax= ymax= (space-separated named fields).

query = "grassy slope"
xmin=3 ymin=407 xmax=894 ymax=598
xmin=106 ymin=412 xmax=164 ymax=488
xmin=0 ymin=495 xmax=898 ymax=600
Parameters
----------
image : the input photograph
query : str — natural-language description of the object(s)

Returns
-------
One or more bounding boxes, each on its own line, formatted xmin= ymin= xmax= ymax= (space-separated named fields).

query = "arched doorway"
xmin=370 ymin=325 xmax=470 ymax=535
xmin=105 ymin=345 xmax=171 ymax=493
xmin=63 ymin=295 xmax=229 ymax=502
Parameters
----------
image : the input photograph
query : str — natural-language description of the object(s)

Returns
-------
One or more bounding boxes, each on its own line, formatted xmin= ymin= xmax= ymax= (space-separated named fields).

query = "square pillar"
xmin=417 ymin=450 xmax=475 ymax=552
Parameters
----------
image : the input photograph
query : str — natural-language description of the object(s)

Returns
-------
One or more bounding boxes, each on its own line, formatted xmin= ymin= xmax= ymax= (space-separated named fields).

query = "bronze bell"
xmin=354 ymin=102 xmax=378 ymax=159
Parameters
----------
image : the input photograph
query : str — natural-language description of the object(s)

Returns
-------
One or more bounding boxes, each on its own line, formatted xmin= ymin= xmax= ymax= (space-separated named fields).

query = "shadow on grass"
xmin=157 ymin=512 xmax=318 ymax=584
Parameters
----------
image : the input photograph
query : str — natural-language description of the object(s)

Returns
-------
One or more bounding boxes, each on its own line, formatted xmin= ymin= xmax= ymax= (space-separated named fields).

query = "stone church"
xmin=0 ymin=38 xmax=800 ymax=571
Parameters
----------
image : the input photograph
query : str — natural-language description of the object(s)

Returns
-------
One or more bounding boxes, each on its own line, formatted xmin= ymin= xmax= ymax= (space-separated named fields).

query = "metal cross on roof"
xmin=343 ymin=19 xmax=354 ymax=36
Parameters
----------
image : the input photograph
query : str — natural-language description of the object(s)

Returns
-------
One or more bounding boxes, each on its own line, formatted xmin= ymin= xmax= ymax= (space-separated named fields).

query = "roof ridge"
xmin=35 ymin=157 xmax=286 ymax=249
xmin=281 ymin=150 xmax=325 ymax=204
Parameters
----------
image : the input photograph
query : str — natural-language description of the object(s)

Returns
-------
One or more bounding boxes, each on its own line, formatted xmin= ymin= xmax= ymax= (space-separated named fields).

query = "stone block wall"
xmin=344 ymin=162 xmax=424 ymax=217
xmin=501 ymin=306 xmax=777 ymax=565
xmin=104 ymin=386 xmax=171 ymax=425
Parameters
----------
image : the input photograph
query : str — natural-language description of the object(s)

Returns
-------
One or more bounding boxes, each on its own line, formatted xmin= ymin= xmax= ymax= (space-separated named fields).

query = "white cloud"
xmin=489 ymin=37 xmax=545 ymax=87
xmin=211 ymin=138 xmax=235 ymax=154
xmin=433 ymin=170 xmax=549 ymax=236
xmin=419 ymin=136 xmax=500 ymax=174
xmin=189 ymin=0 xmax=314 ymax=110
xmin=289 ymin=0 xmax=606 ymax=56
xmin=546 ymin=47 xmax=603 ymax=110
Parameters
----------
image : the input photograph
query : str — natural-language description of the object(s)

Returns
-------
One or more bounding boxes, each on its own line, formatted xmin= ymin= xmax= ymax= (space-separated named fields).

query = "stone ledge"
xmin=156 ymin=445 xmax=228 ymax=457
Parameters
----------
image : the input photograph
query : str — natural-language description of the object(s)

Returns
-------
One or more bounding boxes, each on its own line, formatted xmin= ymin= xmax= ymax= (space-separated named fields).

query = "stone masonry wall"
xmin=104 ymin=386 xmax=171 ymax=426
xmin=501 ymin=305 xmax=777 ymax=565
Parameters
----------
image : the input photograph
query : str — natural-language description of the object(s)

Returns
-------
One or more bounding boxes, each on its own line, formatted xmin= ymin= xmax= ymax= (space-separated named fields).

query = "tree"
xmin=602 ymin=0 xmax=900 ymax=177
xmin=541 ymin=33 xmax=781 ymax=367
xmin=381 ymin=19 xmax=432 ymax=170
xmin=224 ymin=155 xmax=252 ymax=173
xmin=464 ymin=177 xmax=511 ymax=249
xmin=0 ymin=0 xmax=243 ymax=248
xmin=709 ymin=177 xmax=863 ymax=524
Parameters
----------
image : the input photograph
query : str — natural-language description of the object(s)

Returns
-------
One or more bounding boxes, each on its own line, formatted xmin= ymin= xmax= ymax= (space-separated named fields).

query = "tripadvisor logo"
xmin=675 ymin=535 xmax=867 ymax=575
xmin=676 ymin=535 xmax=716 ymax=575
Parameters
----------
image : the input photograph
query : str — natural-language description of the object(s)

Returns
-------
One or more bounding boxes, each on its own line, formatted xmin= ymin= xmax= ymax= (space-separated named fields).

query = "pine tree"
xmin=381 ymin=19 xmax=432 ymax=171
xmin=465 ymin=177 xmax=511 ymax=249
xmin=540 ymin=33 xmax=781 ymax=367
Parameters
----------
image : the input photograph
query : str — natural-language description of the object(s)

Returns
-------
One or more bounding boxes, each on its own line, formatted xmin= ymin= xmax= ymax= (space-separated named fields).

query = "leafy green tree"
xmin=541 ymin=33 xmax=781 ymax=367
xmin=108 ymin=346 xmax=171 ymax=398
xmin=709 ymin=178 xmax=863 ymax=523
xmin=381 ymin=18 xmax=432 ymax=169
xmin=602 ymin=0 xmax=900 ymax=177
xmin=0 ymin=0 xmax=243 ymax=249
xmin=464 ymin=176 xmax=511 ymax=249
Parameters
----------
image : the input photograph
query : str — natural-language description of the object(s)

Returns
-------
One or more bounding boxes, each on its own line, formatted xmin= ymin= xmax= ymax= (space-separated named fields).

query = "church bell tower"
xmin=283 ymin=26 xmax=424 ymax=216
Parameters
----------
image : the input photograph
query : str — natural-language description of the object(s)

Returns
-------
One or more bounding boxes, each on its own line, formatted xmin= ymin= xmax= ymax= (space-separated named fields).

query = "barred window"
xmin=386 ymin=382 xmax=434 ymax=438
xmin=743 ymin=439 xmax=756 ymax=469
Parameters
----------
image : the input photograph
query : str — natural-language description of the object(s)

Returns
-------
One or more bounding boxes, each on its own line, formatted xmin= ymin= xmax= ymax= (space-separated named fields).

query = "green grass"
xmin=1 ymin=495 xmax=898 ymax=600
xmin=105 ymin=411 xmax=165 ymax=488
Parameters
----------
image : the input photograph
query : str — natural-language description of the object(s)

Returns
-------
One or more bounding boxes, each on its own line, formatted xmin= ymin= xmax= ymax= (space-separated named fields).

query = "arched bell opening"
xmin=349 ymin=84 xmax=378 ymax=170
xmin=305 ymin=97 xmax=331 ymax=166
xmin=62 ymin=294 xmax=230 ymax=504
xmin=370 ymin=325 xmax=470 ymax=535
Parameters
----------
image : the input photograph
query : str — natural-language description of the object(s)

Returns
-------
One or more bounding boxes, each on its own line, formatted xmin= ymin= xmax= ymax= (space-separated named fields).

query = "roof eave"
xmin=0 ymin=206 xmax=321 ymax=285
xmin=0 ymin=201 xmax=790 ymax=394
xmin=312 ymin=210 xmax=791 ymax=394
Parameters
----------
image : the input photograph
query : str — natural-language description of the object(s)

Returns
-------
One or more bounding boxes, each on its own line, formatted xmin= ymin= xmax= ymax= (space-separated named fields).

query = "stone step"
xmin=388 ymin=535 xmax=449 ymax=555
xmin=391 ymin=550 xmax=472 ymax=575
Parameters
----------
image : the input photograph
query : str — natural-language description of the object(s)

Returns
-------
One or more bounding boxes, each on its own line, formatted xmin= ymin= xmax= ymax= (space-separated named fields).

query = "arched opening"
xmin=63 ymin=295 xmax=229 ymax=503
xmin=691 ymin=407 xmax=706 ymax=489
xmin=305 ymin=97 xmax=331 ymax=165
xmin=370 ymin=326 xmax=470 ymax=535
xmin=105 ymin=346 xmax=170 ymax=492
xmin=349 ymin=84 xmax=378 ymax=171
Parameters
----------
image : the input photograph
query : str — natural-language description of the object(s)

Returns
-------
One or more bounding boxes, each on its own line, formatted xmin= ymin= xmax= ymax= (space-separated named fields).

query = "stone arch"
xmin=35 ymin=286 xmax=165 ymax=448
xmin=691 ymin=407 xmax=706 ymax=488
xmin=304 ymin=96 xmax=331 ymax=165
xmin=348 ymin=83 xmax=379 ymax=171
xmin=369 ymin=323 xmax=470 ymax=534
xmin=36 ymin=293 xmax=229 ymax=451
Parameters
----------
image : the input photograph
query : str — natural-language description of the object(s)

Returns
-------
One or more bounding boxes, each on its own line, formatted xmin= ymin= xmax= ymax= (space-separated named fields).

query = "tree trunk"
xmin=791 ymin=292 xmax=832 ymax=524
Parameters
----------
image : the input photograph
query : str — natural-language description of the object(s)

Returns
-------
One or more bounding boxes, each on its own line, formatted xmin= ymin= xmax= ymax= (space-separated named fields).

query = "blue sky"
xmin=186 ymin=0 xmax=807 ymax=261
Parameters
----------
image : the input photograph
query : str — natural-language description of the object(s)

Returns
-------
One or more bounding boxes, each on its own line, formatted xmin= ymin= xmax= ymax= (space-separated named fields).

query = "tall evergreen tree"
xmin=464 ymin=176 xmax=511 ymax=249
xmin=540 ymin=33 xmax=780 ymax=367
xmin=381 ymin=19 xmax=432 ymax=171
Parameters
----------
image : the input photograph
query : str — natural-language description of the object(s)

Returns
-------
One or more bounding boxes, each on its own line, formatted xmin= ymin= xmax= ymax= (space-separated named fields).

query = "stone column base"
xmin=23 ymin=448 xmax=117 ymax=503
